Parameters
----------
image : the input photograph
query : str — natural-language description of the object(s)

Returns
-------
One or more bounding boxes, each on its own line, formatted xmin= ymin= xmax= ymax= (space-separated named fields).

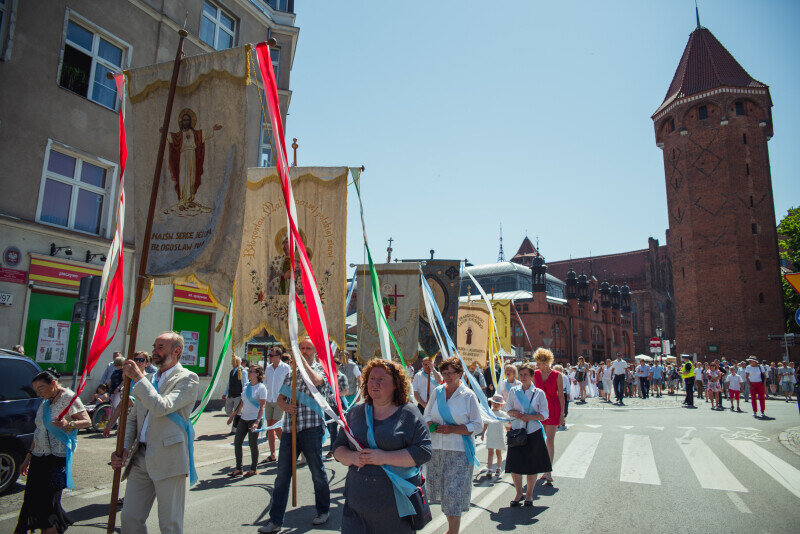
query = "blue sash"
xmin=243 ymin=382 xmax=268 ymax=435
xmin=365 ymin=404 xmax=419 ymax=517
xmin=278 ymin=383 xmax=330 ymax=443
xmin=513 ymin=386 xmax=544 ymax=434
xmin=151 ymin=374 xmax=197 ymax=485
xmin=42 ymin=399 xmax=78 ymax=489
xmin=434 ymin=385 xmax=480 ymax=468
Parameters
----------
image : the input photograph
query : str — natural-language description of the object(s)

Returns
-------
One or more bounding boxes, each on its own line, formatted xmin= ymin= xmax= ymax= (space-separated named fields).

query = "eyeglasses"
xmin=441 ymin=371 xmax=459 ymax=377
xmin=133 ymin=358 xmax=147 ymax=363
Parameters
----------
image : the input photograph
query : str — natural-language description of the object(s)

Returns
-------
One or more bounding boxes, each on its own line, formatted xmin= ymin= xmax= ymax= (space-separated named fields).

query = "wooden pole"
xmin=291 ymin=353 xmax=298 ymax=507
xmin=107 ymin=29 xmax=188 ymax=533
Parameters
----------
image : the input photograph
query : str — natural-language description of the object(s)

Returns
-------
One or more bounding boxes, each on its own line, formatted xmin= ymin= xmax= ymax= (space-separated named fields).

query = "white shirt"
xmin=264 ymin=360 xmax=292 ymax=403
xmin=140 ymin=364 xmax=179 ymax=444
xmin=505 ymin=384 xmax=549 ymax=434
xmin=497 ymin=378 xmax=521 ymax=401
xmin=240 ymin=382 xmax=267 ymax=420
xmin=745 ymin=365 xmax=763 ymax=383
xmin=726 ymin=373 xmax=742 ymax=390
xmin=412 ymin=370 xmax=439 ymax=403
xmin=601 ymin=366 xmax=613 ymax=380
xmin=737 ymin=367 xmax=747 ymax=381
xmin=611 ymin=359 xmax=628 ymax=375
xmin=423 ymin=383 xmax=482 ymax=452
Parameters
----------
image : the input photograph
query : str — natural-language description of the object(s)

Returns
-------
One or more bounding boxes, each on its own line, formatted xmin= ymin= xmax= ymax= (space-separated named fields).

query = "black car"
xmin=0 ymin=349 xmax=42 ymax=494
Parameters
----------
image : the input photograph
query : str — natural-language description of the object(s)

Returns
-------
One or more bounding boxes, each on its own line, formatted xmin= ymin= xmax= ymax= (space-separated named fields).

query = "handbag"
xmin=506 ymin=427 xmax=528 ymax=448
xmin=405 ymin=475 xmax=432 ymax=529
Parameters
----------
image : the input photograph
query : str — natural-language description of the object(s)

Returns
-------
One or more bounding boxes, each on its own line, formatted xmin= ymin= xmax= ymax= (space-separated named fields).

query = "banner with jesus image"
xmin=457 ymin=302 xmax=490 ymax=368
xmin=356 ymin=263 xmax=420 ymax=364
xmin=126 ymin=46 xmax=250 ymax=309
xmin=232 ymin=167 xmax=348 ymax=350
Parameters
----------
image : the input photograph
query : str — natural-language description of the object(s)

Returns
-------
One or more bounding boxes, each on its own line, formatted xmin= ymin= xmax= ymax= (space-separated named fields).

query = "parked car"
xmin=0 ymin=349 xmax=42 ymax=494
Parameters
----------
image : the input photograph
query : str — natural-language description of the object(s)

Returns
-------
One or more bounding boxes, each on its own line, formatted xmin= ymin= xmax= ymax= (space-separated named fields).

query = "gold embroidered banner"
xmin=356 ymin=263 xmax=421 ymax=364
xmin=232 ymin=167 xmax=348 ymax=349
xmin=457 ymin=302 xmax=489 ymax=367
xmin=491 ymin=299 xmax=512 ymax=354
xmin=127 ymin=46 xmax=250 ymax=309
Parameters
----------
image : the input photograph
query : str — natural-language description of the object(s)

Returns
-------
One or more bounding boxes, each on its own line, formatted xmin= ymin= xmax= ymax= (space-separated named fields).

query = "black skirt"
xmin=505 ymin=427 xmax=552 ymax=475
xmin=15 ymin=455 xmax=73 ymax=534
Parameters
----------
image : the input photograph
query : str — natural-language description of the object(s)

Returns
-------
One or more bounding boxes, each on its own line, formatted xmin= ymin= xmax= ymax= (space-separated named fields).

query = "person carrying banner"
xmin=110 ymin=332 xmax=200 ymax=534
xmin=423 ymin=357 xmax=482 ymax=534
xmin=227 ymin=364 xmax=267 ymax=476
xmin=15 ymin=371 xmax=90 ymax=534
xmin=333 ymin=358 xmax=433 ymax=533
xmin=412 ymin=356 xmax=442 ymax=413
xmin=259 ymin=338 xmax=331 ymax=533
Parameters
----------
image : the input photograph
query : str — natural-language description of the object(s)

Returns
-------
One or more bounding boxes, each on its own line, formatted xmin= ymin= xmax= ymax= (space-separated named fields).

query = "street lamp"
xmin=655 ymin=326 xmax=663 ymax=364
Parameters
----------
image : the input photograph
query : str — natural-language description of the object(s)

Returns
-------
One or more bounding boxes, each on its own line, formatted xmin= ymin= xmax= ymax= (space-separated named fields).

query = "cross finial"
xmin=387 ymin=237 xmax=393 ymax=263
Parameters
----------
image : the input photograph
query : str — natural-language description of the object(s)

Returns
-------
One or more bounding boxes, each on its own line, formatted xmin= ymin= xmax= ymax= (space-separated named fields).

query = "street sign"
xmin=650 ymin=337 xmax=661 ymax=348
xmin=708 ymin=345 xmax=719 ymax=352
xmin=650 ymin=346 xmax=662 ymax=354
xmin=786 ymin=272 xmax=800 ymax=295
xmin=795 ymin=308 xmax=800 ymax=328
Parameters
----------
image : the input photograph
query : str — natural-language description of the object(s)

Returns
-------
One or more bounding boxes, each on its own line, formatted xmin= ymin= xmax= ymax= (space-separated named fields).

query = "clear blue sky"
xmin=283 ymin=0 xmax=800 ymax=269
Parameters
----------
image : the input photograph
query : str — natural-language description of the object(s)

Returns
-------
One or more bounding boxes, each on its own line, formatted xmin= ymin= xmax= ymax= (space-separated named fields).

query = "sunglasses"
xmin=133 ymin=357 xmax=147 ymax=363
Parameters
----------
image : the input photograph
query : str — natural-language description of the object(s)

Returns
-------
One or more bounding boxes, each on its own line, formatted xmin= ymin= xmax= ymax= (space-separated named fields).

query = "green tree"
xmin=777 ymin=207 xmax=800 ymax=334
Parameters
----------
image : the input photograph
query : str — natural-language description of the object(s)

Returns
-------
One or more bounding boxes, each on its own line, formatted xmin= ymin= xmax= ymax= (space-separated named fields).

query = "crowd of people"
xmin=13 ymin=335 xmax=799 ymax=534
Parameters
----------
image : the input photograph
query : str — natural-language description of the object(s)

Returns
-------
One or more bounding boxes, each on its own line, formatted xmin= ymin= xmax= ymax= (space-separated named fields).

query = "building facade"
xmin=651 ymin=22 xmax=784 ymax=361
xmin=0 ymin=0 xmax=298 ymax=398
xmin=549 ymin=237 xmax=675 ymax=356
xmin=462 ymin=238 xmax=634 ymax=363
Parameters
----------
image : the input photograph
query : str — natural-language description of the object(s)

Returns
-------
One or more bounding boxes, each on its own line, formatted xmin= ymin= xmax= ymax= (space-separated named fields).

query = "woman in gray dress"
xmin=333 ymin=359 xmax=432 ymax=533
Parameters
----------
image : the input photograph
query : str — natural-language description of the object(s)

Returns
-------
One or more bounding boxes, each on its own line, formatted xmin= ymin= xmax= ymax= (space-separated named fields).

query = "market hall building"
xmin=461 ymin=238 xmax=634 ymax=363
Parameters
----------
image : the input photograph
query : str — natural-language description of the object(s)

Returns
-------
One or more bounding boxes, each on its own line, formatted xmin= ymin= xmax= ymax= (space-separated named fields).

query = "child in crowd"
xmin=480 ymin=394 xmax=510 ymax=478
xmin=726 ymin=368 xmax=742 ymax=412
xmin=91 ymin=383 xmax=109 ymax=404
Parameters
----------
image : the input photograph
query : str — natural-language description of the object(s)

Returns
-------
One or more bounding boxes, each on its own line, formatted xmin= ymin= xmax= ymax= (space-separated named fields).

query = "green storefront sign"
xmin=708 ymin=345 xmax=719 ymax=353
xmin=23 ymin=291 xmax=87 ymax=375
xmin=172 ymin=309 xmax=210 ymax=376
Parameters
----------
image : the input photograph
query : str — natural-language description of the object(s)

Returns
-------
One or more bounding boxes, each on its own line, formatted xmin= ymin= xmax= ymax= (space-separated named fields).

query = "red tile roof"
xmin=656 ymin=27 xmax=766 ymax=115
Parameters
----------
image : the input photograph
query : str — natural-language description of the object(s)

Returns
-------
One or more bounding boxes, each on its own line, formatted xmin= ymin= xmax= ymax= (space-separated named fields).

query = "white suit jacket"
xmin=123 ymin=363 xmax=199 ymax=482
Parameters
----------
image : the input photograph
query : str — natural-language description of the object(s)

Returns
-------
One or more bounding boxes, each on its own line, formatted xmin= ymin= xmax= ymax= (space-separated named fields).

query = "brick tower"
xmin=652 ymin=21 xmax=784 ymax=360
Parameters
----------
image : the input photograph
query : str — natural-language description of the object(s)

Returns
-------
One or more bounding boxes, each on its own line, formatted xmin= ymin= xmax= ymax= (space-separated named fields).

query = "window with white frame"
xmin=270 ymin=47 xmax=280 ymax=85
xmin=58 ymin=18 xmax=125 ymax=110
xmin=258 ymin=119 xmax=273 ymax=167
xmin=200 ymin=1 xmax=236 ymax=50
xmin=267 ymin=0 xmax=289 ymax=12
xmin=37 ymin=144 xmax=115 ymax=235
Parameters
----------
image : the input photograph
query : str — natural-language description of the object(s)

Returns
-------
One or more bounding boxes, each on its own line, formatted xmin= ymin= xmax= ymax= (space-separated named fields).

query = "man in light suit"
xmin=110 ymin=331 xmax=199 ymax=534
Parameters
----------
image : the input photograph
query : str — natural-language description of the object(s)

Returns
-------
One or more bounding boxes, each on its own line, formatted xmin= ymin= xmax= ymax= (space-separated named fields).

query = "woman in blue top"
xmin=227 ymin=364 xmax=267 ymax=477
xmin=333 ymin=358 xmax=432 ymax=533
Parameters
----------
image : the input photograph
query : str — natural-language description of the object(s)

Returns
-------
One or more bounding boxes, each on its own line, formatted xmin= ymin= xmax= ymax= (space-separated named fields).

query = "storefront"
xmin=172 ymin=283 xmax=217 ymax=376
xmin=23 ymin=254 xmax=102 ymax=375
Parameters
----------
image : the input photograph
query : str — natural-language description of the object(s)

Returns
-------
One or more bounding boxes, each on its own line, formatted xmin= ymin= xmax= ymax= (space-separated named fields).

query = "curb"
xmin=779 ymin=425 xmax=800 ymax=457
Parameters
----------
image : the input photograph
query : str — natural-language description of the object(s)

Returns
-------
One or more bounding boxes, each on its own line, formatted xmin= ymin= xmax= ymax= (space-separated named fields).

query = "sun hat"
xmin=489 ymin=394 xmax=505 ymax=405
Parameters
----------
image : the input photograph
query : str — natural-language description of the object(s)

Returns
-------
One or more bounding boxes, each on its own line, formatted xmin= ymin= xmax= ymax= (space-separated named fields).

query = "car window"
xmin=0 ymin=359 xmax=38 ymax=400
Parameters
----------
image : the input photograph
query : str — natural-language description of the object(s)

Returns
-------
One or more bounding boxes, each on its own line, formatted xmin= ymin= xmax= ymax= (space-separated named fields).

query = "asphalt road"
xmin=2 ymin=396 xmax=800 ymax=533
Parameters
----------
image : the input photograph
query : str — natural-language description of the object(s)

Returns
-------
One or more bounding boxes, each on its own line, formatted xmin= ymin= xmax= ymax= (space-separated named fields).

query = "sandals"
xmin=524 ymin=500 xmax=533 ymax=507
xmin=244 ymin=470 xmax=257 ymax=477
xmin=510 ymin=495 xmax=524 ymax=507
xmin=228 ymin=469 xmax=243 ymax=477
xmin=265 ymin=454 xmax=277 ymax=463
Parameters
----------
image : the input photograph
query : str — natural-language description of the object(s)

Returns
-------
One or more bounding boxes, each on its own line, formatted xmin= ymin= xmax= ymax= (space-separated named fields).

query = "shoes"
xmin=258 ymin=521 xmax=281 ymax=533
xmin=510 ymin=495 xmax=524 ymax=507
xmin=325 ymin=452 xmax=334 ymax=459
xmin=495 ymin=468 xmax=502 ymax=477
xmin=524 ymin=500 xmax=534 ymax=507
xmin=753 ymin=413 xmax=758 ymax=418
xmin=761 ymin=412 xmax=765 ymax=418
xmin=228 ymin=469 xmax=243 ymax=477
xmin=312 ymin=512 xmax=329 ymax=525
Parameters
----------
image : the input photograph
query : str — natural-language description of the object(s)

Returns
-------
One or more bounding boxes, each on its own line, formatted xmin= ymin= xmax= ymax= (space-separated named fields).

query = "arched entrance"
xmin=591 ymin=326 xmax=605 ymax=363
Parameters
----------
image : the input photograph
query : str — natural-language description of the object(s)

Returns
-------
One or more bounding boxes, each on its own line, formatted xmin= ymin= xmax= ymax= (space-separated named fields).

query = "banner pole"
xmin=107 ymin=29 xmax=188 ymax=533
xmin=291 ymin=354 xmax=298 ymax=507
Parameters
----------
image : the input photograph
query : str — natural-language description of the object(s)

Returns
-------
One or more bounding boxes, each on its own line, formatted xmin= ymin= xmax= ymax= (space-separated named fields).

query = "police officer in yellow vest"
xmin=680 ymin=354 xmax=695 ymax=407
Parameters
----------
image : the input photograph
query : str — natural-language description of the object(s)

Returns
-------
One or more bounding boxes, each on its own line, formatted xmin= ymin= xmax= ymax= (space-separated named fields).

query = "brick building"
xmin=461 ymin=238 xmax=634 ymax=363
xmin=549 ymin=237 xmax=674 ymax=356
xmin=651 ymin=21 xmax=784 ymax=360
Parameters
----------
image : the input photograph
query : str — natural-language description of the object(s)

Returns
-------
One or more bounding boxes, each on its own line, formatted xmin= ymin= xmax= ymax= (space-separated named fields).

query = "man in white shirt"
xmin=413 ymin=356 xmax=442 ymax=413
xmin=611 ymin=354 xmax=628 ymax=405
xmin=744 ymin=356 xmax=767 ymax=418
xmin=263 ymin=348 xmax=292 ymax=462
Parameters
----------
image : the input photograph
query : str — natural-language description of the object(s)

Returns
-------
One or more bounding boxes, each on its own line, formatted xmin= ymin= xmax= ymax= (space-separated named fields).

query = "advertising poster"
xmin=36 ymin=320 xmax=71 ymax=364
xmin=180 ymin=330 xmax=200 ymax=366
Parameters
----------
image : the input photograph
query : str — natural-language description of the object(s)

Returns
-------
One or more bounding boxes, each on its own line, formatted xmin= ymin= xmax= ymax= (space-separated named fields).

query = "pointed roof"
xmin=654 ymin=27 xmax=767 ymax=117
xmin=510 ymin=236 xmax=540 ymax=267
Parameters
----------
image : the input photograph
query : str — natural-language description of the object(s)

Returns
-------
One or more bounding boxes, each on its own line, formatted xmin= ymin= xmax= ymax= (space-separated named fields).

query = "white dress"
xmin=484 ymin=417 xmax=507 ymax=451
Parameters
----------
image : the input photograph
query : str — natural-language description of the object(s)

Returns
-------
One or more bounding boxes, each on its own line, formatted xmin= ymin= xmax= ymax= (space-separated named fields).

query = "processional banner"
xmin=357 ymin=263 xmax=420 ymax=363
xmin=232 ymin=167 xmax=348 ymax=350
xmin=127 ymin=46 xmax=250 ymax=309
xmin=419 ymin=260 xmax=461 ymax=357
xmin=457 ymin=302 xmax=490 ymax=367
xmin=491 ymin=299 xmax=512 ymax=354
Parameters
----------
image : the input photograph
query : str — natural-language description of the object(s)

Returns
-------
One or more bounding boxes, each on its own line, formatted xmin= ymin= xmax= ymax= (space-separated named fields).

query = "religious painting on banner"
xmin=357 ymin=263 xmax=421 ymax=363
xmin=232 ymin=167 xmax=348 ymax=350
xmin=419 ymin=260 xmax=461 ymax=358
xmin=491 ymin=299 xmax=512 ymax=354
xmin=126 ymin=46 xmax=250 ymax=310
xmin=457 ymin=302 xmax=490 ymax=368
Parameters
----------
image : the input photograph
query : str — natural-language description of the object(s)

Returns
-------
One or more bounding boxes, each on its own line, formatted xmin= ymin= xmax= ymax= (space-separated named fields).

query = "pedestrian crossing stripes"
xmin=552 ymin=432 xmax=602 ymax=478
xmin=676 ymin=437 xmax=747 ymax=492
xmin=620 ymin=434 xmax=660 ymax=485
xmin=726 ymin=439 xmax=800 ymax=499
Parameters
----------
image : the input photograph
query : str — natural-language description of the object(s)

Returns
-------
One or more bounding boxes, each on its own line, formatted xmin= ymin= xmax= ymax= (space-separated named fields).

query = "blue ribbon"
xmin=41 ymin=399 xmax=78 ymax=489
xmin=151 ymin=374 xmax=198 ymax=485
xmin=434 ymin=385 xmax=481 ymax=469
xmin=365 ymin=404 xmax=419 ymax=517
xmin=243 ymin=382 xmax=268 ymax=435
xmin=279 ymin=383 xmax=330 ymax=444
xmin=512 ymin=386 xmax=545 ymax=434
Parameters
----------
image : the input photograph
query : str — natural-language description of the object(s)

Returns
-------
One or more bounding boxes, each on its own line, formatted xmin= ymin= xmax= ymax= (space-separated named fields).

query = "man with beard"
xmin=111 ymin=332 xmax=199 ymax=534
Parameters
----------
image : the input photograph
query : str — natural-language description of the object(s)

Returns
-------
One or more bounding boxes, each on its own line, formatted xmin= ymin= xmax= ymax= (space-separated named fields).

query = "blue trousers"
xmin=269 ymin=425 xmax=329 ymax=525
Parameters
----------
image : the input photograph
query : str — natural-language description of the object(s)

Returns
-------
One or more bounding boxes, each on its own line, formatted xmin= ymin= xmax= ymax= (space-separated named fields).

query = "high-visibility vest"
xmin=680 ymin=361 xmax=695 ymax=379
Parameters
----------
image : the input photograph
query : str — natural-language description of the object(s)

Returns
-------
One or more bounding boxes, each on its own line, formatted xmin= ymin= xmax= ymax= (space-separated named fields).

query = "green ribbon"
xmin=190 ymin=293 xmax=234 ymax=425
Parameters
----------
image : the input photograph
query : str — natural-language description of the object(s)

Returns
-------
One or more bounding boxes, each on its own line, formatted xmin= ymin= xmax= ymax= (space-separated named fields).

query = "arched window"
xmin=631 ymin=301 xmax=638 ymax=333
xmin=551 ymin=320 xmax=567 ymax=357
xmin=622 ymin=331 xmax=631 ymax=357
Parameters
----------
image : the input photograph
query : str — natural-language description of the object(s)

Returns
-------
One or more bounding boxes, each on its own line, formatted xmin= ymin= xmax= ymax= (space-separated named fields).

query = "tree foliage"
xmin=777 ymin=207 xmax=800 ymax=334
